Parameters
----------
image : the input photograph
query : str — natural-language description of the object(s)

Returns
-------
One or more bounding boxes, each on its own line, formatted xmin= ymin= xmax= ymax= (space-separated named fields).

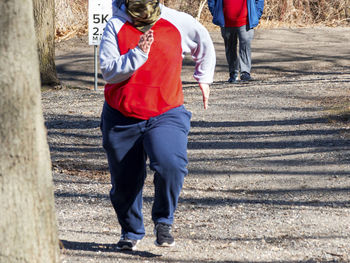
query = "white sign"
xmin=88 ymin=0 xmax=113 ymax=45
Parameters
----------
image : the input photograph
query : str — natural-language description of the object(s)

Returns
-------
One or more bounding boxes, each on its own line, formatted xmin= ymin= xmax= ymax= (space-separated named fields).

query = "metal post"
xmin=94 ymin=45 xmax=98 ymax=91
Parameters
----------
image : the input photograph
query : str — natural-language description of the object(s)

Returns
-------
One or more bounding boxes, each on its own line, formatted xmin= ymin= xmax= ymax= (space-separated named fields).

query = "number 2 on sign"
xmin=93 ymin=27 xmax=106 ymax=36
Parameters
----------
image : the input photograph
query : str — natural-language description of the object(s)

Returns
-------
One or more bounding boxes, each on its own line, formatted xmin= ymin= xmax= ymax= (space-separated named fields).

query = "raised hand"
xmin=138 ymin=29 xmax=154 ymax=54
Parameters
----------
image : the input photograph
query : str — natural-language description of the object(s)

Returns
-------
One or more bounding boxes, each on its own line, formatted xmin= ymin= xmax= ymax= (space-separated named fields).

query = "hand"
xmin=138 ymin=30 xmax=154 ymax=54
xmin=199 ymin=83 xmax=210 ymax=110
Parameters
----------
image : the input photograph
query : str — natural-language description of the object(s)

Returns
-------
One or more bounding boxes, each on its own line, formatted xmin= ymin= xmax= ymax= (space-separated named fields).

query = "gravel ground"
xmin=45 ymin=27 xmax=350 ymax=262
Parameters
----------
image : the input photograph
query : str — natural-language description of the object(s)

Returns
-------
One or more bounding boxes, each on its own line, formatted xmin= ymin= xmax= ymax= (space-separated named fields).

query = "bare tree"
xmin=33 ymin=0 xmax=60 ymax=85
xmin=0 ymin=0 xmax=59 ymax=262
xmin=196 ymin=0 xmax=207 ymax=21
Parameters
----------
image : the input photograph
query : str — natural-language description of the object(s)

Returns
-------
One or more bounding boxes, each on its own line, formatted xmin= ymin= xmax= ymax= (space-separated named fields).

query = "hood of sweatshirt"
xmin=112 ymin=0 xmax=163 ymax=23
xmin=112 ymin=0 xmax=131 ymax=21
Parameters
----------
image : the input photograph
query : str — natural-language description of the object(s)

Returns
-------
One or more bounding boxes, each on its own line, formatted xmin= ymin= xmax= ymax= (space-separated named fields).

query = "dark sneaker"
xmin=228 ymin=73 xmax=238 ymax=83
xmin=116 ymin=236 xmax=140 ymax=251
xmin=154 ymin=223 xmax=175 ymax=247
xmin=240 ymin=72 xmax=252 ymax=81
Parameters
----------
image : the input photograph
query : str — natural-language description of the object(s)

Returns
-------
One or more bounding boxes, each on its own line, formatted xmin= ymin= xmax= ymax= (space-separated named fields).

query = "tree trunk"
xmin=33 ymin=0 xmax=60 ymax=85
xmin=196 ymin=0 xmax=207 ymax=21
xmin=280 ymin=0 xmax=296 ymax=21
xmin=0 ymin=0 xmax=59 ymax=262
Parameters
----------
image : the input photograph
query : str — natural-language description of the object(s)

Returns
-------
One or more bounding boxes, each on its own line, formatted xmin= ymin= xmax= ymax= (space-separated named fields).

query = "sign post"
xmin=88 ymin=0 xmax=112 ymax=91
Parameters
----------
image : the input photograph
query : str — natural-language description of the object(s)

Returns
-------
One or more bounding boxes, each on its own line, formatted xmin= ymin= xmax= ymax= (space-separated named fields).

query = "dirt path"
xmin=47 ymin=27 xmax=350 ymax=262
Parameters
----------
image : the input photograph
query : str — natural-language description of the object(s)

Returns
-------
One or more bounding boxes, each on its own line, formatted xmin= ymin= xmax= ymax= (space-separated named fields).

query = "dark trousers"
xmin=100 ymin=102 xmax=191 ymax=240
xmin=221 ymin=25 xmax=254 ymax=76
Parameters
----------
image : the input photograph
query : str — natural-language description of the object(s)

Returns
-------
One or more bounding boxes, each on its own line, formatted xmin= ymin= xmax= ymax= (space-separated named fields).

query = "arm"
xmin=181 ymin=16 xmax=216 ymax=85
xmin=99 ymin=20 xmax=149 ymax=84
xmin=179 ymin=12 xmax=216 ymax=109
xmin=182 ymin=11 xmax=216 ymax=109
xmin=189 ymin=17 xmax=215 ymax=109
xmin=163 ymin=7 xmax=216 ymax=84
xmin=183 ymin=16 xmax=216 ymax=109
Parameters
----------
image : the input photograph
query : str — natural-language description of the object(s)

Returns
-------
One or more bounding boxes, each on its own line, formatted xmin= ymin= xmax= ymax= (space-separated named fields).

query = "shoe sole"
xmin=153 ymin=224 xmax=175 ymax=248
xmin=116 ymin=240 xmax=139 ymax=251
xmin=116 ymin=245 xmax=134 ymax=251
xmin=228 ymin=78 xmax=238 ymax=83
xmin=154 ymin=240 xmax=175 ymax=247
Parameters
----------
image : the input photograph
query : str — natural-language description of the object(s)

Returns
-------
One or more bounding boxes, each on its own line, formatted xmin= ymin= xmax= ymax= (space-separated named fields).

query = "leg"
xmin=221 ymin=27 xmax=239 ymax=79
xmin=101 ymin=102 xmax=147 ymax=241
xmin=106 ymin=143 xmax=147 ymax=240
xmin=143 ymin=106 xmax=191 ymax=225
xmin=237 ymin=25 xmax=254 ymax=74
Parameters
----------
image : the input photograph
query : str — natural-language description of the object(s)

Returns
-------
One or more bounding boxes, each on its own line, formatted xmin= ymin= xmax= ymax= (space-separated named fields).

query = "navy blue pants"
xmin=100 ymin=102 xmax=191 ymax=240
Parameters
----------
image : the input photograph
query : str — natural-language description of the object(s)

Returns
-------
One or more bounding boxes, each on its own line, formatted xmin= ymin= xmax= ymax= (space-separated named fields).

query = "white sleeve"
xmin=162 ymin=7 xmax=216 ymax=84
xmin=187 ymin=18 xmax=216 ymax=84
xmin=99 ymin=19 xmax=148 ymax=84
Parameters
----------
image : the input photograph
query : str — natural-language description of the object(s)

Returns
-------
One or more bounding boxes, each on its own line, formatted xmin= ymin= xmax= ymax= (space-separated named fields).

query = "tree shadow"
xmin=59 ymin=237 xmax=344 ymax=263
xmin=178 ymin=194 xmax=350 ymax=208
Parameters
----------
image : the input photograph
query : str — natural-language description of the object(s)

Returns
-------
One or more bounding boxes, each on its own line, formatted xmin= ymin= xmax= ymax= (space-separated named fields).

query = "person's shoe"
xmin=240 ymin=72 xmax=252 ymax=81
xmin=116 ymin=236 xmax=140 ymax=251
xmin=228 ymin=73 xmax=238 ymax=83
xmin=154 ymin=223 xmax=175 ymax=247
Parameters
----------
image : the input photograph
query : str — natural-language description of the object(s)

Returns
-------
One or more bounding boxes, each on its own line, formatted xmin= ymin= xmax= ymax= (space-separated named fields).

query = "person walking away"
xmin=208 ymin=0 xmax=264 ymax=82
xmin=99 ymin=0 xmax=216 ymax=251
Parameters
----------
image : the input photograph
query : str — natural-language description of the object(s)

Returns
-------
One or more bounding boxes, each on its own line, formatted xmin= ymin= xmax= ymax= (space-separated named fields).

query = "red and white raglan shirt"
xmin=99 ymin=2 xmax=216 ymax=120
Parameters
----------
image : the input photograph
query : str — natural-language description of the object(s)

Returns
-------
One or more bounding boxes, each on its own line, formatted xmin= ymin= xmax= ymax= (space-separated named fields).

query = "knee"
xmin=239 ymin=36 xmax=251 ymax=45
xmin=240 ymin=32 xmax=254 ymax=44
xmin=151 ymin=154 xmax=188 ymax=178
